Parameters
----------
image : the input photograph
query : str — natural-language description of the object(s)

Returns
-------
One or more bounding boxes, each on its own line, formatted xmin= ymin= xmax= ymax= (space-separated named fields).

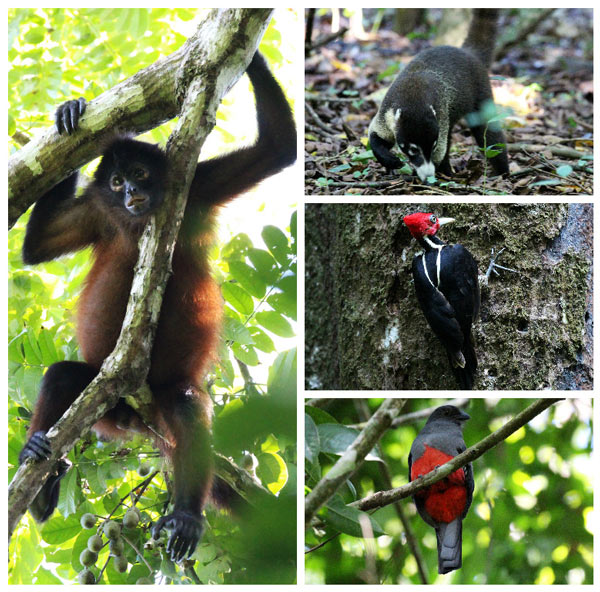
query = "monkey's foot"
xmin=152 ymin=510 xmax=203 ymax=562
xmin=480 ymin=247 xmax=518 ymax=287
xmin=19 ymin=431 xmax=52 ymax=463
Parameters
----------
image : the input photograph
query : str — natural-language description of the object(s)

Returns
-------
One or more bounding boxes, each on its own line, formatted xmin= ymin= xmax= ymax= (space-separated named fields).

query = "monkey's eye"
xmin=133 ymin=167 xmax=149 ymax=181
xmin=110 ymin=175 xmax=124 ymax=191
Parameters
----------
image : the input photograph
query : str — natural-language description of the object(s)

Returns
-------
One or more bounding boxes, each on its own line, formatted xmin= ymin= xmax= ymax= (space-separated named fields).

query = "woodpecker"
xmin=403 ymin=212 xmax=480 ymax=389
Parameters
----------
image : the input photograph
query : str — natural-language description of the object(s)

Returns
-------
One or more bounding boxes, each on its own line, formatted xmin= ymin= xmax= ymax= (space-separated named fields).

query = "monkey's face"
xmin=94 ymin=138 xmax=167 ymax=218
xmin=108 ymin=163 xmax=158 ymax=216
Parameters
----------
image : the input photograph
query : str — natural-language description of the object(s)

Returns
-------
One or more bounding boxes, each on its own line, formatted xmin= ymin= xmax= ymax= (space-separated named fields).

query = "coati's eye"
xmin=110 ymin=174 xmax=124 ymax=191
xmin=133 ymin=167 xmax=149 ymax=181
xmin=430 ymin=215 xmax=437 ymax=223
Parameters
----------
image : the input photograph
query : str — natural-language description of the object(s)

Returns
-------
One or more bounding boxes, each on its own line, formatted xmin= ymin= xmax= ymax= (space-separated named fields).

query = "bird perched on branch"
xmin=408 ymin=404 xmax=473 ymax=574
xmin=403 ymin=212 xmax=480 ymax=389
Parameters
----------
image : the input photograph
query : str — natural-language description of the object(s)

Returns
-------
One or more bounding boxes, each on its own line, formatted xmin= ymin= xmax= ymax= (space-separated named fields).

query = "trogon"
xmin=408 ymin=405 xmax=473 ymax=574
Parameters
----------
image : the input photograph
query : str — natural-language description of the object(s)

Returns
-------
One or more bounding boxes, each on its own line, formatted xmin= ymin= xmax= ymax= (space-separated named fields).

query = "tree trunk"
xmin=305 ymin=203 xmax=593 ymax=390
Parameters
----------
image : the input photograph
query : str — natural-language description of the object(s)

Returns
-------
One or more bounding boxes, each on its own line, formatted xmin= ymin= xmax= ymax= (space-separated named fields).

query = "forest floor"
xmin=305 ymin=8 xmax=593 ymax=196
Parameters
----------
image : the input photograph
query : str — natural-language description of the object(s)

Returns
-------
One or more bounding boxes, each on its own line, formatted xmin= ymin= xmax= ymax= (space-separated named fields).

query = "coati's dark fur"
xmin=369 ymin=9 xmax=509 ymax=181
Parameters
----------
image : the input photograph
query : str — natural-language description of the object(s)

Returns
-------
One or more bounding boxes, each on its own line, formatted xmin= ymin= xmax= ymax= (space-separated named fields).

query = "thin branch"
xmin=305 ymin=398 xmax=406 ymax=526
xmin=351 ymin=398 xmax=562 ymax=512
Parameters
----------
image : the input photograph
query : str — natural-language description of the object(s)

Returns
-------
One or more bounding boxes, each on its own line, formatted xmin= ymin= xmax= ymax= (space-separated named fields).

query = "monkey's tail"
xmin=462 ymin=8 xmax=500 ymax=69
xmin=211 ymin=476 xmax=249 ymax=515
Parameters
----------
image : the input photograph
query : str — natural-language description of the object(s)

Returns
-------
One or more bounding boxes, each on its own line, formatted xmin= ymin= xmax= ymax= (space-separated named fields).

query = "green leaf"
xmin=228 ymin=260 xmax=267 ymax=298
xmin=248 ymin=327 xmax=275 ymax=353
xmin=247 ymin=248 xmax=279 ymax=283
xmin=305 ymin=414 xmax=320 ymax=464
xmin=318 ymin=424 xmax=382 ymax=461
xmin=221 ymin=282 xmax=254 ymax=315
xmin=255 ymin=311 xmax=294 ymax=338
xmin=261 ymin=225 xmax=290 ymax=266
xmin=41 ymin=513 xmax=82 ymax=544
xmin=256 ymin=451 xmax=288 ymax=494
xmin=231 ymin=342 xmax=259 ymax=366
xmin=556 ymin=165 xmax=573 ymax=178
xmin=323 ymin=496 xmax=385 ymax=537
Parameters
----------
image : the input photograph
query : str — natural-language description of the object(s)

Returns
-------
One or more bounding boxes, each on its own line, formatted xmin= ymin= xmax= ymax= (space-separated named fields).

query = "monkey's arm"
xmin=22 ymin=174 xmax=100 ymax=264
xmin=188 ymin=52 xmax=296 ymax=207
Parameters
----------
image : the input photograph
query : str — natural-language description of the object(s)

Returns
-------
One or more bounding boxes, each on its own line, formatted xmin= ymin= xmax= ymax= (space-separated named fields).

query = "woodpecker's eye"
xmin=110 ymin=175 xmax=124 ymax=191
xmin=430 ymin=215 xmax=437 ymax=223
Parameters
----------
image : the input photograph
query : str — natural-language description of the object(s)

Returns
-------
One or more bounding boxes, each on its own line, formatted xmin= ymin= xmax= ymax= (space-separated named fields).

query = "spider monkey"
xmin=18 ymin=52 xmax=296 ymax=562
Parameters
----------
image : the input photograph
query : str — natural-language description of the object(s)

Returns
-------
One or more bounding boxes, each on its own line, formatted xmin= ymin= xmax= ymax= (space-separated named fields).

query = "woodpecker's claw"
xmin=480 ymin=247 xmax=518 ymax=286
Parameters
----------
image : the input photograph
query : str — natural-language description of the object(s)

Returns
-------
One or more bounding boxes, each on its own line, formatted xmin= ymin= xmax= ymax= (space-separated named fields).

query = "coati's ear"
xmin=429 ymin=105 xmax=437 ymax=118
xmin=394 ymin=108 xmax=401 ymax=122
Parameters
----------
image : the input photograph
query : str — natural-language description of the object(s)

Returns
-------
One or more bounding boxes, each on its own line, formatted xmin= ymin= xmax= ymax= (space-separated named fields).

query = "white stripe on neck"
xmin=422 ymin=236 xmax=445 ymax=288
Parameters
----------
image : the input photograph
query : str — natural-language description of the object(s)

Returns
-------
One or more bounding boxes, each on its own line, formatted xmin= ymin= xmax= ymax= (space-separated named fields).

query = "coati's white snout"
xmin=415 ymin=161 xmax=435 ymax=181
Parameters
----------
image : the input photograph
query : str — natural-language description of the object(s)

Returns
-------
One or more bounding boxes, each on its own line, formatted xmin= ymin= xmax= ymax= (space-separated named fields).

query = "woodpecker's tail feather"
xmin=462 ymin=8 xmax=500 ymax=69
xmin=448 ymin=336 xmax=477 ymax=389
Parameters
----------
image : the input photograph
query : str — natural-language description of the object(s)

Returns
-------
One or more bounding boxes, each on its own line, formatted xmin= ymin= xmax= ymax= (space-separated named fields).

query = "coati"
xmin=368 ymin=9 xmax=509 ymax=181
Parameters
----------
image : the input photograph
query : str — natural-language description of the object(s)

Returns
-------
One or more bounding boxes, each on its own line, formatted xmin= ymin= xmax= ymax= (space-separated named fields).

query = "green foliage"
xmin=305 ymin=399 xmax=593 ymax=585
xmin=8 ymin=8 xmax=297 ymax=584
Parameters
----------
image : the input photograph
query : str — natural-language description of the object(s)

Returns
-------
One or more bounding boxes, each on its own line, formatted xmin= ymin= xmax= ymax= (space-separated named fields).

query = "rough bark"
xmin=305 ymin=203 xmax=593 ymax=390
xmin=8 ymin=8 xmax=272 ymax=540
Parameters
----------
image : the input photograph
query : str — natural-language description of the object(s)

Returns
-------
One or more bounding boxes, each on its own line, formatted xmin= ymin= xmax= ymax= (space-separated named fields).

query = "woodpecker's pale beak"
xmin=438 ymin=217 xmax=455 ymax=226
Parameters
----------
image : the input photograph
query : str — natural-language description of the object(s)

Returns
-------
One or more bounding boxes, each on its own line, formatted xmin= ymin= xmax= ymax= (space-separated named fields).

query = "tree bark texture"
xmin=305 ymin=203 xmax=593 ymax=390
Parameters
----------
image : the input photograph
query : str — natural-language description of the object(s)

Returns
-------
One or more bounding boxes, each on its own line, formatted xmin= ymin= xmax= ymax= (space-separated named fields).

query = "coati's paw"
xmin=152 ymin=510 xmax=203 ymax=562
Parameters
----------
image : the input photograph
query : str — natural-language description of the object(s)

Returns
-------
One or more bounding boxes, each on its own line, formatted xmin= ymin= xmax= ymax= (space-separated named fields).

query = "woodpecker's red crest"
xmin=403 ymin=212 xmax=455 ymax=239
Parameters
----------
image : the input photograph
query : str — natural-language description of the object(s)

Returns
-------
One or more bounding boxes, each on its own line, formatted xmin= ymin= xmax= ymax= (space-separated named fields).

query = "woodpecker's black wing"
xmin=437 ymin=244 xmax=480 ymax=334
xmin=411 ymin=252 xmax=465 ymax=355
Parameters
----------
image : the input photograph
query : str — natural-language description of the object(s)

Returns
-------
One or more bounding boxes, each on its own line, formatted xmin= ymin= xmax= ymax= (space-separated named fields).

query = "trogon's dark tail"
xmin=436 ymin=519 xmax=463 ymax=574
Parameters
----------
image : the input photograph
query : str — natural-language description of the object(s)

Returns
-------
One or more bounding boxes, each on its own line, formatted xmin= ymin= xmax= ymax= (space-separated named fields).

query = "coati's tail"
xmin=462 ymin=8 xmax=500 ymax=69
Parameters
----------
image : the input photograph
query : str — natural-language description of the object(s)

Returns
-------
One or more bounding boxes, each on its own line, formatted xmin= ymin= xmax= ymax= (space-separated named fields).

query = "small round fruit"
xmin=77 ymin=569 xmax=96 ymax=584
xmin=138 ymin=463 xmax=151 ymax=477
xmin=103 ymin=520 xmax=121 ymax=540
xmin=136 ymin=577 xmax=153 ymax=584
xmin=80 ymin=513 xmax=96 ymax=529
xmin=113 ymin=554 xmax=128 ymax=573
xmin=87 ymin=534 xmax=103 ymax=553
xmin=109 ymin=537 xmax=125 ymax=556
xmin=79 ymin=549 xmax=98 ymax=567
xmin=123 ymin=509 xmax=140 ymax=529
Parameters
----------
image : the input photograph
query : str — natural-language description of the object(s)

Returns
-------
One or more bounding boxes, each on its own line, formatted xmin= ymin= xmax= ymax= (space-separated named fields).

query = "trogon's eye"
xmin=430 ymin=215 xmax=437 ymax=223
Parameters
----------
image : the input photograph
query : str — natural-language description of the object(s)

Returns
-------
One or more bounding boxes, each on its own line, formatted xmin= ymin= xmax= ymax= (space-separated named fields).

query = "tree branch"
xmin=8 ymin=8 xmax=272 ymax=541
xmin=8 ymin=9 xmax=272 ymax=228
xmin=304 ymin=398 xmax=406 ymax=526
xmin=350 ymin=398 xmax=563 ymax=512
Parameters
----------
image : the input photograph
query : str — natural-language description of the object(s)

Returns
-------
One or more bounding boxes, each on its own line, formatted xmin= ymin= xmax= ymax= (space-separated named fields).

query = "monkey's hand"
xmin=19 ymin=430 xmax=52 ymax=463
xmin=152 ymin=510 xmax=203 ymax=562
xmin=55 ymin=97 xmax=87 ymax=135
